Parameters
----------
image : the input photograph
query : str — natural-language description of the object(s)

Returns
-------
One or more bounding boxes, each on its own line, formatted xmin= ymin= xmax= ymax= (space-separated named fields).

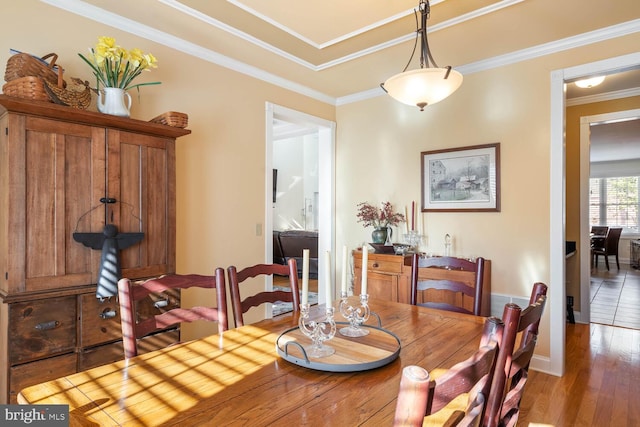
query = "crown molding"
xmin=566 ymin=87 xmax=640 ymax=107
xmin=162 ymin=0 xmax=523 ymax=70
xmin=39 ymin=0 xmax=640 ymax=106
xmin=40 ymin=0 xmax=334 ymax=104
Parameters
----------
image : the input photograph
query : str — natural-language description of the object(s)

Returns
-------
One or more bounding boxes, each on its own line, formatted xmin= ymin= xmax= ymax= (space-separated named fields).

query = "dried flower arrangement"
xmin=356 ymin=202 xmax=405 ymax=229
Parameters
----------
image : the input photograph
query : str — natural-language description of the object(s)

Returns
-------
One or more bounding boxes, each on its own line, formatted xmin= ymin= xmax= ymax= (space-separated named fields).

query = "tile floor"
xmin=590 ymin=262 xmax=640 ymax=329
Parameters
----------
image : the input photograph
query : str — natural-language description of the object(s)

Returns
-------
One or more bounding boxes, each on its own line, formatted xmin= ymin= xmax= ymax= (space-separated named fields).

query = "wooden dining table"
xmin=18 ymin=298 xmax=486 ymax=426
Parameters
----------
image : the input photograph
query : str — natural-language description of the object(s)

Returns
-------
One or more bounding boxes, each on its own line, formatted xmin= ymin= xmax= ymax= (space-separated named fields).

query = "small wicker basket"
xmin=2 ymin=76 xmax=51 ymax=102
xmin=150 ymin=111 xmax=189 ymax=128
xmin=43 ymin=78 xmax=91 ymax=109
xmin=5 ymin=52 xmax=65 ymax=87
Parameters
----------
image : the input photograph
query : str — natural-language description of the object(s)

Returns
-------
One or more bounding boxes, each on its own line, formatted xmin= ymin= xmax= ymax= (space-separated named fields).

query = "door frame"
xmin=265 ymin=103 xmax=336 ymax=307
xmin=550 ymin=51 xmax=640 ymax=377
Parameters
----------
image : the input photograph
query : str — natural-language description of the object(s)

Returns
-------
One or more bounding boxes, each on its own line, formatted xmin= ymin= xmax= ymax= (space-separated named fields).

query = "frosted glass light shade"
xmin=383 ymin=68 xmax=463 ymax=110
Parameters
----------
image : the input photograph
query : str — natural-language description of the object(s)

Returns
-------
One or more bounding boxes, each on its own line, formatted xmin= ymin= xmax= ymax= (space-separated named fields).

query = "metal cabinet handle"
xmin=35 ymin=320 xmax=60 ymax=331
xmin=372 ymin=263 xmax=379 ymax=268
xmin=100 ymin=310 xmax=117 ymax=319
xmin=154 ymin=300 xmax=169 ymax=309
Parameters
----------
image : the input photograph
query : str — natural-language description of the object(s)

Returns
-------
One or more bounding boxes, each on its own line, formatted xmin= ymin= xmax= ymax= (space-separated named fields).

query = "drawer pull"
xmin=35 ymin=320 xmax=60 ymax=331
xmin=100 ymin=310 xmax=117 ymax=319
xmin=372 ymin=263 xmax=379 ymax=268
xmin=154 ymin=300 xmax=169 ymax=309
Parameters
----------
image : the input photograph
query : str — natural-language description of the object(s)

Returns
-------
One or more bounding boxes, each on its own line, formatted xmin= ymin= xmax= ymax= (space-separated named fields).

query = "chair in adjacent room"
xmin=228 ymin=258 xmax=300 ymax=327
xmin=393 ymin=316 xmax=504 ymax=427
xmin=484 ymin=282 xmax=548 ymax=427
xmin=117 ymin=271 xmax=228 ymax=359
xmin=410 ymin=254 xmax=487 ymax=316
xmin=592 ymin=227 xmax=623 ymax=270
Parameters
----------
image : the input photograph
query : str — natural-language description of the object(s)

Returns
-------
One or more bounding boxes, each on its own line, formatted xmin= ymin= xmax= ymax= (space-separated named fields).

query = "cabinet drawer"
xmin=80 ymin=329 xmax=180 ymax=370
xmin=353 ymin=252 xmax=404 ymax=274
xmin=9 ymin=352 xmax=77 ymax=404
xmin=80 ymin=341 xmax=124 ymax=370
xmin=367 ymin=258 xmax=403 ymax=274
xmin=135 ymin=287 xmax=181 ymax=321
xmin=9 ymin=296 xmax=77 ymax=364
xmin=80 ymin=294 xmax=122 ymax=348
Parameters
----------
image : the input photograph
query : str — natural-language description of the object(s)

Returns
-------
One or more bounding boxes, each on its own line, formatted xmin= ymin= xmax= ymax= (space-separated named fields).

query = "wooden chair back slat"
xmin=410 ymin=254 xmax=486 ymax=316
xmin=117 ymin=270 xmax=228 ymax=359
xmin=228 ymin=258 xmax=300 ymax=327
xmin=485 ymin=282 xmax=548 ymax=427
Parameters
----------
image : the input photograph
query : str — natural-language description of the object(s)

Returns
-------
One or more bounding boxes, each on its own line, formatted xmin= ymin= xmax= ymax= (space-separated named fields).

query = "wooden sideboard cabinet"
xmin=353 ymin=250 xmax=491 ymax=316
xmin=0 ymin=95 xmax=190 ymax=403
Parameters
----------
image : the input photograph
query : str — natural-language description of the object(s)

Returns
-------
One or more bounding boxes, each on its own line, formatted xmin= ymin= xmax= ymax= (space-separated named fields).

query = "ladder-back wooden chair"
xmin=117 ymin=271 xmax=228 ymax=359
xmin=228 ymin=258 xmax=300 ymax=327
xmin=485 ymin=282 xmax=548 ymax=427
xmin=393 ymin=316 xmax=504 ymax=427
xmin=410 ymin=254 xmax=487 ymax=316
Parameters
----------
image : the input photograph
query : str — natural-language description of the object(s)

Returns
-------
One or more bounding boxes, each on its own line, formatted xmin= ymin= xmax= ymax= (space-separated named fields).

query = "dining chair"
xmin=590 ymin=225 xmax=608 ymax=236
xmin=410 ymin=254 xmax=487 ymax=316
xmin=484 ymin=282 xmax=548 ymax=427
xmin=117 ymin=271 xmax=228 ymax=359
xmin=228 ymin=258 xmax=300 ymax=327
xmin=393 ymin=316 xmax=503 ymax=427
xmin=592 ymin=227 xmax=623 ymax=270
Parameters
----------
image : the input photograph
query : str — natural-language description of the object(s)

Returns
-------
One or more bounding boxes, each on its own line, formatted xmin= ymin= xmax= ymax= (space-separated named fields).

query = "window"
xmin=589 ymin=176 xmax=640 ymax=232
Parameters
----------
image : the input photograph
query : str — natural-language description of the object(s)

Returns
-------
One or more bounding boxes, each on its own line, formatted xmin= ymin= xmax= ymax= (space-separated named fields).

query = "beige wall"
xmin=336 ymin=34 xmax=640 ymax=358
xmin=565 ymin=96 xmax=640 ymax=312
xmin=4 ymin=1 xmax=640 ymax=358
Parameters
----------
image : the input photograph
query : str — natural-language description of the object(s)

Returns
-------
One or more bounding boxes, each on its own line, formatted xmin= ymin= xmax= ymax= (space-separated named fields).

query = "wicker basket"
xmin=150 ymin=111 xmax=188 ymax=128
xmin=43 ymin=78 xmax=91 ymax=109
xmin=5 ymin=52 xmax=65 ymax=87
xmin=2 ymin=76 xmax=51 ymax=102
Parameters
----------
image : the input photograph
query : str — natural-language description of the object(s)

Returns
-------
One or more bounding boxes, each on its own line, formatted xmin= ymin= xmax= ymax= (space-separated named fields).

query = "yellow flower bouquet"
xmin=78 ymin=36 xmax=160 ymax=91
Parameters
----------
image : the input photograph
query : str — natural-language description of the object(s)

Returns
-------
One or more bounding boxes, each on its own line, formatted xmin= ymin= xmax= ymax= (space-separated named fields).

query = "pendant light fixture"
xmin=381 ymin=0 xmax=463 ymax=111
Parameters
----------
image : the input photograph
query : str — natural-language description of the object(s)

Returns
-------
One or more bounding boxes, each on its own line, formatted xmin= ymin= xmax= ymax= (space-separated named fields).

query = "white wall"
xmin=273 ymin=135 xmax=319 ymax=231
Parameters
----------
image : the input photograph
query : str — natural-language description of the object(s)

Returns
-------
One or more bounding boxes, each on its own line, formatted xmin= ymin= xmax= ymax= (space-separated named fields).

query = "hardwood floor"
xmin=273 ymin=275 xmax=318 ymax=292
xmin=517 ymin=322 xmax=640 ymax=426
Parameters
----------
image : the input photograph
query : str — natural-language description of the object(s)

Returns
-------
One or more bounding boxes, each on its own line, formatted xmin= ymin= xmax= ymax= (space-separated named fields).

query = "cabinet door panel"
xmin=21 ymin=118 xmax=104 ymax=292
xmin=106 ymin=130 xmax=175 ymax=279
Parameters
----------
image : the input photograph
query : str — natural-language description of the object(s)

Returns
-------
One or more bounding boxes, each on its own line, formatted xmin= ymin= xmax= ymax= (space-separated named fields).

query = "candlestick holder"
xmin=338 ymin=292 xmax=370 ymax=337
xmin=298 ymin=303 xmax=337 ymax=358
xmin=403 ymin=230 xmax=422 ymax=251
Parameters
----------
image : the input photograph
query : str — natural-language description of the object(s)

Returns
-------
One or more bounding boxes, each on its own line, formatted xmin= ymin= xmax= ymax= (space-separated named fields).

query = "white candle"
xmin=302 ymin=249 xmax=309 ymax=305
xmin=405 ymin=206 xmax=409 ymax=234
xmin=361 ymin=245 xmax=368 ymax=295
xmin=325 ymin=251 xmax=332 ymax=308
xmin=341 ymin=245 xmax=348 ymax=295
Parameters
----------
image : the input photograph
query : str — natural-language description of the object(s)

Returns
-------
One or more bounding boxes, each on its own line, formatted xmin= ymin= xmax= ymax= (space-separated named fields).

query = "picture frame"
xmin=421 ymin=143 xmax=500 ymax=212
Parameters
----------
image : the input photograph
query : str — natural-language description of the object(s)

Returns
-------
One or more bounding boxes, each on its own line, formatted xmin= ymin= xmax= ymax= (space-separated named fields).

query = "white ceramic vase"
xmin=97 ymin=87 xmax=132 ymax=117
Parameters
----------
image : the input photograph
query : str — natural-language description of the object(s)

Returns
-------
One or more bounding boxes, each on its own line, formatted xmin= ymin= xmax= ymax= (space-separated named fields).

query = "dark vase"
xmin=371 ymin=227 xmax=388 ymax=244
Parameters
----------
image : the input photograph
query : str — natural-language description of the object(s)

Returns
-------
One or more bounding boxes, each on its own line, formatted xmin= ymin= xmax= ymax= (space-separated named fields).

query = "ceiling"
xmin=44 ymin=0 xmax=640 ymax=104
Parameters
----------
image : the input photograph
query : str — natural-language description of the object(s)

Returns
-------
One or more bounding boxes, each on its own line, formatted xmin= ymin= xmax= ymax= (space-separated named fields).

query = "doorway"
xmin=265 ymin=103 xmax=336 ymax=307
xmin=579 ymin=108 xmax=640 ymax=325
xmin=551 ymin=52 xmax=640 ymax=376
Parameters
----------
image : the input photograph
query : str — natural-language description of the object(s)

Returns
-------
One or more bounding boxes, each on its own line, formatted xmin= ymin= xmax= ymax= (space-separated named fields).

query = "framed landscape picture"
xmin=421 ymin=143 xmax=500 ymax=212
